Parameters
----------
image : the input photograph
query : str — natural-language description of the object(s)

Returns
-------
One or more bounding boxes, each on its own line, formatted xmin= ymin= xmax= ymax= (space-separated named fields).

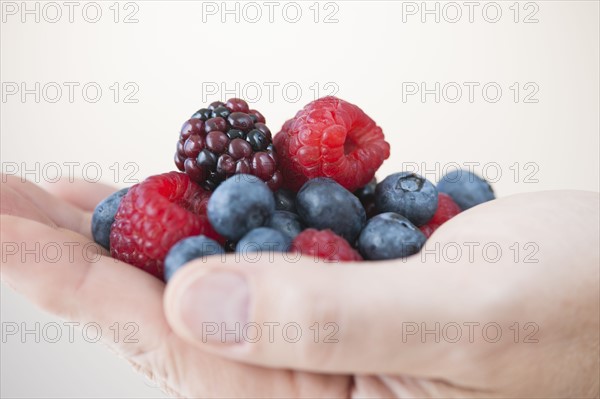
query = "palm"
xmin=2 ymin=175 xmax=598 ymax=398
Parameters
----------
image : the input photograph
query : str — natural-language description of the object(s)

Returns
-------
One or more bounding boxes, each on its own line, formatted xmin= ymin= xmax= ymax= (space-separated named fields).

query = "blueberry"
xmin=164 ymin=235 xmax=224 ymax=282
xmin=91 ymin=187 xmax=129 ymax=250
xmin=274 ymin=188 xmax=297 ymax=213
xmin=375 ymin=172 xmax=438 ymax=226
xmin=437 ymin=169 xmax=495 ymax=210
xmin=207 ymin=174 xmax=275 ymax=241
xmin=296 ymin=178 xmax=366 ymax=243
xmin=235 ymin=227 xmax=291 ymax=254
xmin=358 ymin=212 xmax=426 ymax=260
xmin=268 ymin=211 xmax=304 ymax=239
xmin=354 ymin=177 xmax=377 ymax=203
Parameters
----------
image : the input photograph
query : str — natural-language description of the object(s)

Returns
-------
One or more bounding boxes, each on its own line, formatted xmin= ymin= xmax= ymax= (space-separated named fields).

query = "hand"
xmin=2 ymin=175 xmax=598 ymax=398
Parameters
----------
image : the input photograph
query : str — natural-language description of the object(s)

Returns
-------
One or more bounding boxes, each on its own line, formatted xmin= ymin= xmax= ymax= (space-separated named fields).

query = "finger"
xmin=0 ymin=214 xmax=168 ymax=357
xmin=1 ymin=174 xmax=93 ymax=238
xmin=164 ymin=191 xmax=599 ymax=380
xmin=0 ymin=214 xmax=351 ymax=398
xmin=1 ymin=184 xmax=56 ymax=227
xmin=41 ymin=178 xmax=120 ymax=212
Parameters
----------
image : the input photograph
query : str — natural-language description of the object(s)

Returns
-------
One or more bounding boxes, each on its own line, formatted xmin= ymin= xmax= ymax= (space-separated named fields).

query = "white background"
xmin=1 ymin=1 xmax=599 ymax=397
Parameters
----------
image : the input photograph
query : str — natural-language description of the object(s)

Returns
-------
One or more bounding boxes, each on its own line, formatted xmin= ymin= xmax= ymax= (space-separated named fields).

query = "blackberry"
xmin=175 ymin=98 xmax=282 ymax=191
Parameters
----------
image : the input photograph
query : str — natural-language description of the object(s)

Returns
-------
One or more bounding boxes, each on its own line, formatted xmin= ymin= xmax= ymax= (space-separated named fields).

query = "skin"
xmin=1 ymin=174 xmax=598 ymax=398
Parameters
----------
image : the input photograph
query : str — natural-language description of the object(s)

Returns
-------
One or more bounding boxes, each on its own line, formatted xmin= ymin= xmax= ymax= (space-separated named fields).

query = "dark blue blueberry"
xmin=164 ymin=235 xmax=224 ymax=282
xmin=207 ymin=174 xmax=275 ymax=241
xmin=91 ymin=187 xmax=129 ymax=250
xmin=375 ymin=172 xmax=438 ymax=226
xmin=358 ymin=212 xmax=426 ymax=260
xmin=437 ymin=169 xmax=495 ymax=210
xmin=274 ymin=188 xmax=297 ymax=213
xmin=267 ymin=211 xmax=304 ymax=239
xmin=235 ymin=227 xmax=291 ymax=254
xmin=296 ymin=178 xmax=366 ymax=243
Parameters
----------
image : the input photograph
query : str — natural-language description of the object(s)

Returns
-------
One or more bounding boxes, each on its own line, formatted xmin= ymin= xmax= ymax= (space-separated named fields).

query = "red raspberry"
xmin=110 ymin=172 xmax=221 ymax=279
xmin=419 ymin=193 xmax=462 ymax=238
xmin=274 ymin=97 xmax=390 ymax=192
xmin=291 ymin=229 xmax=363 ymax=262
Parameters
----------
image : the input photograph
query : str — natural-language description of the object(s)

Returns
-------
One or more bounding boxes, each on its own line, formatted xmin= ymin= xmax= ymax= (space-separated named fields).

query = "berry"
xmin=236 ymin=227 xmax=291 ymax=254
xmin=207 ymin=174 xmax=276 ymax=241
xmin=437 ymin=169 xmax=495 ymax=210
xmin=296 ymin=178 xmax=366 ymax=244
xmin=110 ymin=172 xmax=220 ymax=279
xmin=267 ymin=210 xmax=304 ymax=239
xmin=175 ymin=98 xmax=282 ymax=191
xmin=375 ymin=172 xmax=438 ymax=226
xmin=91 ymin=188 xmax=129 ymax=250
xmin=164 ymin=235 xmax=224 ymax=282
xmin=291 ymin=229 xmax=362 ymax=262
xmin=354 ymin=177 xmax=377 ymax=218
xmin=274 ymin=96 xmax=390 ymax=192
xmin=419 ymin=193 xmax=462 ymax=238
xmin=358 ymin=213 xmax=426 ymax=260
xmin=274 ymin=188 xmax=297 ymax=213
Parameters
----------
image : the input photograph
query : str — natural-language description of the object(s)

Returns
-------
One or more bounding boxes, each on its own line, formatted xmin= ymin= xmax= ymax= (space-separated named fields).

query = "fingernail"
xmin=178 ymin=271 xmax=249 ymax=344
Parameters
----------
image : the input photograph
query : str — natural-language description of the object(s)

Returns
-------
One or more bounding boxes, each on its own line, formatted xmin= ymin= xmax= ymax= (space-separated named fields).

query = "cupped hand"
xmin=1 ymin=174 xmax=598 ymax=398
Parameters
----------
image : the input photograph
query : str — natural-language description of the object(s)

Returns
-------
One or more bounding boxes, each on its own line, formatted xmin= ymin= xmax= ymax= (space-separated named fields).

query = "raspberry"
xmin=419 ymin=193 xmax=462 ymax=238
xmin=291 ymin=229 xmax=363 ymax=262
xmin=274 ymin=97 xmax=390 ymax=192
xmin=175 ymin=98 xmax=282 ymax=191
xmin=110 ymin=172 xmax=221 ymax=279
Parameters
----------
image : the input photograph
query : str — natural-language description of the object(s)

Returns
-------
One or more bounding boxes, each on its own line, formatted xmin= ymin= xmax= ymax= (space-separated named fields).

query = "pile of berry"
xmin=92 ymin=97 xmax=495 ymax=281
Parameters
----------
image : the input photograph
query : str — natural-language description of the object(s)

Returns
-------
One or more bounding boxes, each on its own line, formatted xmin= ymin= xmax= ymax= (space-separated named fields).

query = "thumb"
xmin=163 ymin=251 xmax=510 ymax=379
